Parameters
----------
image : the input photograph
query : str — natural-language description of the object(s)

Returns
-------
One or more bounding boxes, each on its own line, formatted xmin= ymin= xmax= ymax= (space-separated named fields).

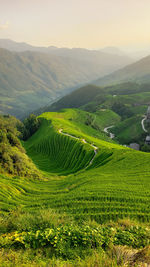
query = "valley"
xmin=1 ymin=100 xmax=150 ymax=266
xmin=1 ymin=43 xmax=150 ymax=266
xmin=1 ymin=0 xmax=150 ymax=265
xmin=0 ymin=41 xmax=134 ymax=119
xmin=1 ymin=108 xmax=150 ymax=221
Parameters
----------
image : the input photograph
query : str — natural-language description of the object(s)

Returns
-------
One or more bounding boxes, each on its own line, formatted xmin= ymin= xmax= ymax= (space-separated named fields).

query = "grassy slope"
xmin=92 ymin=109 xmax=120 ymax=129
xmin=25 ymin=109 xmax=118 ymax=175
xmin=1 ymin=109 xmax=150 ymax=223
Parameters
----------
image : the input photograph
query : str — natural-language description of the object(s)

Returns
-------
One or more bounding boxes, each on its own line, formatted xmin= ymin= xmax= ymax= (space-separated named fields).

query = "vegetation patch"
xmin=0 ymin=115 xmax=40 ymax=178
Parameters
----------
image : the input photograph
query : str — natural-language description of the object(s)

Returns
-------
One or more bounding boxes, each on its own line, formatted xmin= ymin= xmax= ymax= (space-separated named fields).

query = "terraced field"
xmin=1 ymin=109 xmax=150 ymax=223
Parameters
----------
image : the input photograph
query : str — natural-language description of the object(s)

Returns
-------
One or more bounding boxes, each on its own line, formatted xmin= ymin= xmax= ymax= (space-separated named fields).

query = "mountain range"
xmin=1 ymin=40 xmax=150 ymax=267
xmin=0 ymin=40 xmax=135 ymax=118
xmin=1 ymin=39 xmax=150 ymax=119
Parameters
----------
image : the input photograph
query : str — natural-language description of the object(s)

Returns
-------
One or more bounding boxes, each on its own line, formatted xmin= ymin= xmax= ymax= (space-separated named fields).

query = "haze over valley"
xmin=0 ymin=39 xmax=135 ymax=118
xmin=1 ymin=1 xmax=150 ymax=266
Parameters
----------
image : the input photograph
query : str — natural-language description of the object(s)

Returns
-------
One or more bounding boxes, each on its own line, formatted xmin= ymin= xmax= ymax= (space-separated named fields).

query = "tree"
xmin=22 ymin=114 xmax=41 ymax=140
xmin=112 ymin=102 xmax=134 ymax=120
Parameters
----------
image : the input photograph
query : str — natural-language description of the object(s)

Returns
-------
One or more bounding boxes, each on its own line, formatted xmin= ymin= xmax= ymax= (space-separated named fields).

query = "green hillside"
xmin=112 ymin=115 xmax=145 ymax=144
xmin=45 ymin=84 xmax=103 ymax=112
xmin=0 ymin=45 xmax=134 ymax=119
xmin=95 ymin=55 xmax=150 ymax=86
xmin=45 ymin=82 xmax=150 ymax=114
xmin=44 ymin=83 xmax=150 ymax=146
xmin=1 ymin=109 xmax=150 ymax=223
xmin=0 ymin=49 xmax=110 ymax=118
xmin=25 ymin=109 xmax=117 ymax=175
xmin=1 ymin=109 xmax=150 ymax=265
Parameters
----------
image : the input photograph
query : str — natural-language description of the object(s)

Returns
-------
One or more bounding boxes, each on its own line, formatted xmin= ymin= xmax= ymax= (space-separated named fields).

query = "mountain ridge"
xmin=94 ymin=55 xmax=150 ymax=86
xmin=0 ymin=48 xmax=120 ymax=118
xmin=0 ymin=44 xmax=134 ymax=118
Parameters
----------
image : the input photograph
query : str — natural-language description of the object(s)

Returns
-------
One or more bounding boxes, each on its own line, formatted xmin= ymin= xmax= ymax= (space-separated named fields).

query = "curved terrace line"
xmin=58 ymin=129 xmax=98 ymax=168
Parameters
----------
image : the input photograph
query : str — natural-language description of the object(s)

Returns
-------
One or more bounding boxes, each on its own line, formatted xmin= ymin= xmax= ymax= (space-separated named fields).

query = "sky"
xmin=0 ymin=0 xmax=150 ymax=49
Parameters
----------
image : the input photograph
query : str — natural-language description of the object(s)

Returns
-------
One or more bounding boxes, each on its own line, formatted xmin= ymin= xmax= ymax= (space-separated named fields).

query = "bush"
xmin=0 ymin=221 xmax=149 ymax=259
xmin=0 ymin=115 xmax=41 ymax=178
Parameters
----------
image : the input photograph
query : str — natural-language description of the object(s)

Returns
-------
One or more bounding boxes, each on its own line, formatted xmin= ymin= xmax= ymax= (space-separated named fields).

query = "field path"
xmin=141 ymin=116 xmax=148 ymax=133
xmin=104 ymin=126 xmax=115 ymax=139
xmin=58 ymin=129 xmax=98 ymax=168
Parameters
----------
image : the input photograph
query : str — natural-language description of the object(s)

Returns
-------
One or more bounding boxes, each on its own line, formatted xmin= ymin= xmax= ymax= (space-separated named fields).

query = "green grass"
xmin=0 ymin=108 xmax=150 ymax=224
xmin=94 ymin=109 xmax=120 ymax=128
xmin=1 ymin=108 xmax=150 ymax=265
xmin=24 ymin=109 xmax=119 ymax=175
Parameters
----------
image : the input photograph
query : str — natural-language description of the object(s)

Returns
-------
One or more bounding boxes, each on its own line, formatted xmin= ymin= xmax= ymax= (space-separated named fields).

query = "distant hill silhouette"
xmin=95 ymin=55 xmax=150 ymax=86
xmin=0 ymin=48 xmax=128 ymax=118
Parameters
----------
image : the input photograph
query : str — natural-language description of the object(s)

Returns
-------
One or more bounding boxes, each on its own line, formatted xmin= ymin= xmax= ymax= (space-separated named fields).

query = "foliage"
xmin=141 ymin=144 xmax=150 ymax=152
xmin=111 ymin=102 xmax=134 ymax=120
xmin=112 ymin=115 xmax=145 ymax=144
xmin=114 ymin=226 xmax=150 ymax=248
xmin=1 ymin=108 xmax=150 ymax=264
xmin=0 ymin=223 xmax=149 ymax=260
xmin=21 ymin=114 xmax=41 ymax=140
xmin=0 ymin=115 xmax=40 ymax=177
xmin=48 ymin=85 xmax=103 ymax=112
xmin=1 ymin=109 xmax=150 ymax=222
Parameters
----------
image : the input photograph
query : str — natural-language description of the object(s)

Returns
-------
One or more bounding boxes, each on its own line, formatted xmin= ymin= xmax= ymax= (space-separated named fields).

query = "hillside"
xmin=45 ymin=82 xmax=150 ymax=113
xmin=44 ymin=84 xmax=103 ymax=112
xmin=1 ymin=109 xmax=150 ymax=265
xmin=25 ymin=109 xmax=118 ymax=175
xmin=0 ymin=48 xmax=112 ymax=118
xmin=0 ymin=47 xmax=135 ymax=119
xmin=0 ymin=109 xmax=150 ymax=221
xmin=95 ymin=55 xmax=150 ymax=86
xmin=0 ymin=39 xmax=133 ymax=68
xmin=22 ymin=109 xmax=150 ymax=222
xmin=41 ymin=83 xmax=150 ymax=149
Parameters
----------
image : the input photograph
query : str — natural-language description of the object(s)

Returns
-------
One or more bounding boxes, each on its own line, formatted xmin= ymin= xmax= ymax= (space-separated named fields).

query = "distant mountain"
xmin=128 ymin=49 xmax=150 ymax=60
xmin=45 ymin=47 xmax=133 ymax=70
xmin=99 ymin=46 xmax=127 ymax=56
xmin=0 ymin=39 xmax=46 ymax=52
xmin=95 ymin=55 xmax=150 ymax=86
xmin=0 ymin=39 xmax=134 ymax=74
xmin=0 ymin=48 xmax=116 ymax=118
xmin=0 ymin=41 xmax=135 ymax=118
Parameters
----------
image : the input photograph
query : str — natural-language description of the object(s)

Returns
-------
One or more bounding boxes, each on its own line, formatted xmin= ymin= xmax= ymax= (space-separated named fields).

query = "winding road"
xmin=104 ymin=126 xmax=115 ymax=139
xmin=58 ymin=129 xmax=98 ymax=168
xmin=141 ymin=116 xmax=148 ymax=133
xmin=103 ymin=116 xmax=148 ymax=142
xmin=103 ymin=115 xmax=148 ymax=140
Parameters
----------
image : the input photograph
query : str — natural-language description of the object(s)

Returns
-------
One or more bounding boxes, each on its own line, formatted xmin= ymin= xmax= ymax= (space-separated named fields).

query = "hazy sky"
xmin=0 ymin=0 xmax=150 ymax=49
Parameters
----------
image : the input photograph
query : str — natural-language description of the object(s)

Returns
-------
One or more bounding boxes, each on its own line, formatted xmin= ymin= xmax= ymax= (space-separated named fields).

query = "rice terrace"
xmin=1 ymin=1 xmax=150 ymax=266
xmin=0 ymin=107 xmax=150 ymax=266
